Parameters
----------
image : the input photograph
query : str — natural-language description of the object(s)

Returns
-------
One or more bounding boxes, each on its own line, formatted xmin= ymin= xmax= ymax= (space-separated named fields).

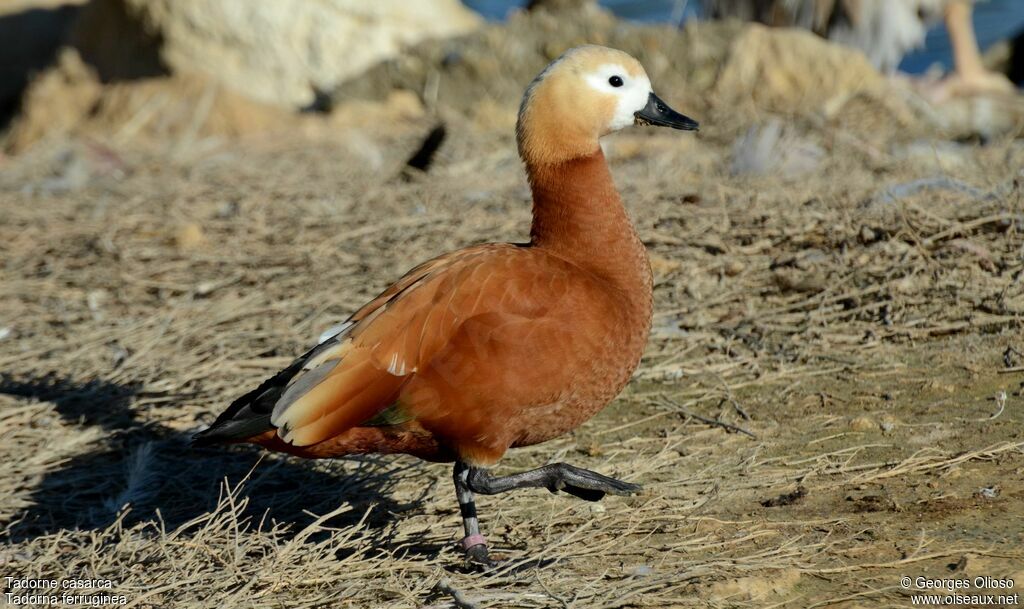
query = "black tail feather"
xmin=193 ymin=330 xmax=350 ymax=447
xmin=191 ymin=412 xmax=273 ymax=446
xmin=191 ymin=355 xmax=309 ymax=447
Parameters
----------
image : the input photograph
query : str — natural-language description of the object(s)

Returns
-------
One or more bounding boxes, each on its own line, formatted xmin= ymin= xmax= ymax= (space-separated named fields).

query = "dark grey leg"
xmin=450 ymin=461 xmax=641 ymax=568
xmin=452 ymin=461 xmax=495 ymax=567
xmin=466 ymin=462 xmax=642 ymax=502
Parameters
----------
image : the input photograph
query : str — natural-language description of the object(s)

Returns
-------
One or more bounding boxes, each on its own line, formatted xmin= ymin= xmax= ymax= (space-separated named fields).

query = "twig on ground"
xmin=982 ymin=391 xmax=1007 ymax=421
xmin=434 ymin=578 xmax=479 ymax=609
xmin=659 ymin=396 xmax=758 ymax=439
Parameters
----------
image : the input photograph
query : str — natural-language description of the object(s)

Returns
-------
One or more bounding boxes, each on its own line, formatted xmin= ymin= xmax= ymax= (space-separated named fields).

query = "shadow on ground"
xmin=1 ymin=373 xmax=437 ymax=555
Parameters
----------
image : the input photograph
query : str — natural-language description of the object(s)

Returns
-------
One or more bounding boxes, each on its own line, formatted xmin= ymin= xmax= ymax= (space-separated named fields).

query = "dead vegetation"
xmin=2 ymin=8 xmax=1024 ymax=608
xmin=2 ymin=108 xmax=1022 ymax=605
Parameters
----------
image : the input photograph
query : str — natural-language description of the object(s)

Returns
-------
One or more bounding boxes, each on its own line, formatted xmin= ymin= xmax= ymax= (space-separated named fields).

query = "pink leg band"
xmin=460 ymin=534 xmax=487 ymax=551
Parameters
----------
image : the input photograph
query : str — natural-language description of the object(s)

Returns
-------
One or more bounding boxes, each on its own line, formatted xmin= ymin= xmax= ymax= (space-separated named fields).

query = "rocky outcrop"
xmin=71 ymin=0 xmax=482 ymax=108
xmin=4 ymin=47 xmax=291 ymax=152
xmin=5 ymin=0 xmax=1018 ymax=154
xmin=3 ymin=44 xmax=430 ymax=154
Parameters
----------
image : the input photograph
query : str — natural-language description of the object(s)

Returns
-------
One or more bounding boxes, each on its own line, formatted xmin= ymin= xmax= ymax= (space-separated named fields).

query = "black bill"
xmin=634 ymin=92 xmax=699 ymax=131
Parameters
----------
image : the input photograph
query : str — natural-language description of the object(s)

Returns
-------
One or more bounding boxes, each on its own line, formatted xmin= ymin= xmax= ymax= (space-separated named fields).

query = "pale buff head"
xmin=516 ymin=45 xmax=698 ymax=166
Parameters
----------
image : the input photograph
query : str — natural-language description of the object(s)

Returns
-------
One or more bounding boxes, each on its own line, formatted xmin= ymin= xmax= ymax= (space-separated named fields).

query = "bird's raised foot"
xmin=465 ymin=462 xmax=642 ymax=502
xmin=547 ymin=463 xmax=643 ymax=501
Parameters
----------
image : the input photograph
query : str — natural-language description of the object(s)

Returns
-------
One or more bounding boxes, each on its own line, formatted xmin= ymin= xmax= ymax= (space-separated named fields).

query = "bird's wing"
xmin=268 ymin=243 xmax=580 ymax=447
xmin=193 ymin=244 xmax=508 ymax=446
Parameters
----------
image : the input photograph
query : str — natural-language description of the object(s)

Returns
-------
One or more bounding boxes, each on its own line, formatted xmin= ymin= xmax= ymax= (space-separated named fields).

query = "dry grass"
xmin=2 ymin=63 xmax=1024 ymax=607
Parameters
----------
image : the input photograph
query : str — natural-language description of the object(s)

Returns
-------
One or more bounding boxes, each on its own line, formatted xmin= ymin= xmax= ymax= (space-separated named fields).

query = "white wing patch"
xmin=318 ymin=321 xmax=353 ymax=344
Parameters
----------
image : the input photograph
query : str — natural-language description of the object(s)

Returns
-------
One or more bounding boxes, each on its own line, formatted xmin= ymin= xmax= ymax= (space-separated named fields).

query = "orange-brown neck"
xmin=527 ymin=151 xmax=653 ymax=305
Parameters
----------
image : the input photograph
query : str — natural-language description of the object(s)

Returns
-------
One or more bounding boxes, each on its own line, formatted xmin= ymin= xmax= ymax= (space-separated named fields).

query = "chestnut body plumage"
xmin=195 ymin=45 xmax=698 ymax=567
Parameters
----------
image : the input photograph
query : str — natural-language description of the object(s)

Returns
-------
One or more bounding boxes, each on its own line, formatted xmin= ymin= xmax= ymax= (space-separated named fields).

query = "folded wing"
xmin=270 ymin=243 xmax=564 ymax=446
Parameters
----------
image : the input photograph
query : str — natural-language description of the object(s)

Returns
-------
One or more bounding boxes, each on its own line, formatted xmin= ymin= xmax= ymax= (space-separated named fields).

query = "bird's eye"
xmin=609 ymin=76 xmax=624 ymax=88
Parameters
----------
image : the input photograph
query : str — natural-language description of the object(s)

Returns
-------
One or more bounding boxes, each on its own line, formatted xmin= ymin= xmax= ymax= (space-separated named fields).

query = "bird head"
xmin=517 ymin=45 xmax=698 ymax=166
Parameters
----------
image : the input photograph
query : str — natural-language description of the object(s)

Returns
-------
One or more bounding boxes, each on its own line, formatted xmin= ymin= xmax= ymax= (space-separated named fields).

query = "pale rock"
xmin=649 ymin=254 xmax=682 ymax=279
xmin=175 ymin=223 xmax=207 ymax=250
xmin=716 ymin=25 xmax=885 ymax=114
xmin=74 ymin=0 xmax=481 ymax=108
xmin=723 ymin=260 xmax=745 ymax=277
xmin=879 ymin=414 xmax=900 ymax=432
xmin=6 ymin=47 xmax=294 ymax=152
xmin=849 ymin=416 xmax=878 ymax=432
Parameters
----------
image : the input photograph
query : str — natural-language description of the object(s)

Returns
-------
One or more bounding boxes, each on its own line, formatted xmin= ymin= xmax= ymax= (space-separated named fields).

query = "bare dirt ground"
xmin=2 ymin=13 xmax=1024 ymax=609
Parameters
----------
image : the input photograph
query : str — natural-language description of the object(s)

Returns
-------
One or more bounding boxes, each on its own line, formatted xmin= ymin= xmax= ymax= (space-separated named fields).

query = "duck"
xmin=193 ymin=45 xmax=698 ymax=567
xmin=704 ymin=0 xmax=1016 ymax=97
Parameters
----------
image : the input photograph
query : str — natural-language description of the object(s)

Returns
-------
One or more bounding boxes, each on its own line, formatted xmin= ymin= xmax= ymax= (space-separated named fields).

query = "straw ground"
xmin=2 ymin=96 xmax=1023 ymax=607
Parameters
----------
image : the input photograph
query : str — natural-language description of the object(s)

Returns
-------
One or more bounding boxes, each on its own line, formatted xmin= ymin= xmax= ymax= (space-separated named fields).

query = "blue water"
xmin=463 ymin=0 xmax=1024 ymax=74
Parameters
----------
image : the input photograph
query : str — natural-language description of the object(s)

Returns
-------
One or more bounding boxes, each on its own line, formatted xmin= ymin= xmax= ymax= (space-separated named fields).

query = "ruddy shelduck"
xmin=195 ymin=45 xmax=698 ymax=567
